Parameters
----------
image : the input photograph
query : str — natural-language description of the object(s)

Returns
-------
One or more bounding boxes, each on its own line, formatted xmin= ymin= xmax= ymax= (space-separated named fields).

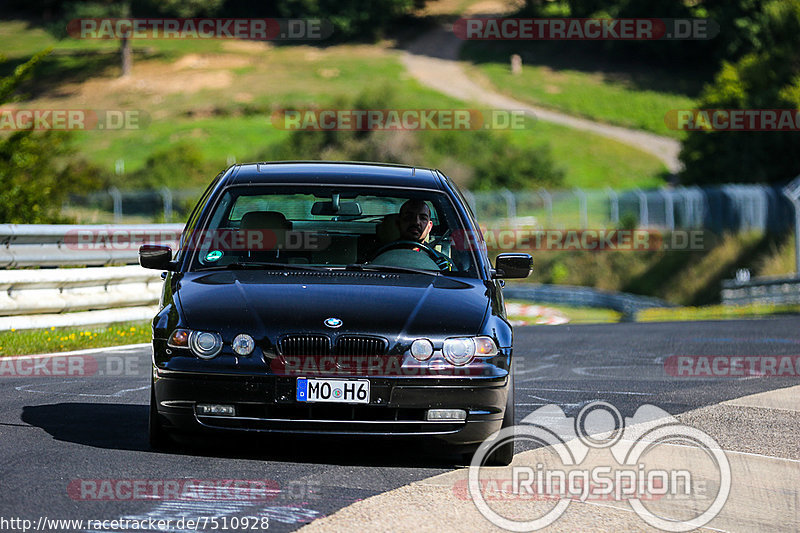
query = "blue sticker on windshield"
xmin=205 ymin=250 xmax=223 ymax=262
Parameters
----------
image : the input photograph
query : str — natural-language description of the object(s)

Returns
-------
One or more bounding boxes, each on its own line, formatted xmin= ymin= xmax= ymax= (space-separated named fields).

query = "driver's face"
xmin=398 ymin=204 xmax=433 ymax=242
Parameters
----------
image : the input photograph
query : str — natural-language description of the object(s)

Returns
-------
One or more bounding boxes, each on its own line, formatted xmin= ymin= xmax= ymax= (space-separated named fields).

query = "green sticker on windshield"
xmin=205 ymin=250 xmax=223 ymax=262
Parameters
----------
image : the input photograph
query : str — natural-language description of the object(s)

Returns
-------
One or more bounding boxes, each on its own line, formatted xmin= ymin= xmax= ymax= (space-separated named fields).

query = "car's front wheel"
xmin=463 ymin=364 xmax=516 ymax=466
xmin=484 ymin=364 xmax=515 ymax=466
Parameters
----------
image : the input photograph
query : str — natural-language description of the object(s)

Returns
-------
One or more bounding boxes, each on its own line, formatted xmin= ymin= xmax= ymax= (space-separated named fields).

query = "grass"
xmin=0 ymin=19 xmax=668 ymax=190
xmin=755 ymin=233 xmax=797 ymax=277
xmin=505 ymin=300 xmax=622 ymax=324
xmin=0 ymin=321 xmax=150 ymax=357
xmin=638 ymin=303 xmax=800 ymax=322
xmin=507 ymin=301 xmax=800 ymax=326
xmin=461 ymin=40 xmax=701 ymax=139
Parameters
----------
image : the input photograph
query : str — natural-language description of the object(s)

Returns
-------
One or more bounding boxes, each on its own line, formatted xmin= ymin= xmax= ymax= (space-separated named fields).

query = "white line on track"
xmin=515 ymin=363 xmax=556 ymax=375
xmin=517 ymin=387 xmax=655 ymax=395
xmin=2 ymin=343 xmax=150 ymax=360
xmin=15 ymin=381 xmax=149 ymax=398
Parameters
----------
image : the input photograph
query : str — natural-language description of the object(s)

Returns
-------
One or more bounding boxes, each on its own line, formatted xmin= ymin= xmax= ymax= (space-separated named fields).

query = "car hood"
xmin=175 ymin=270 xmax=490 ymax=340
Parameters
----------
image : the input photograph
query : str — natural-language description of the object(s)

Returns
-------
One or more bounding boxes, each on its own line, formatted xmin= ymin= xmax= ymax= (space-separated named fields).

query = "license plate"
xmin=296 ymin=378 xmax=370 ymax=404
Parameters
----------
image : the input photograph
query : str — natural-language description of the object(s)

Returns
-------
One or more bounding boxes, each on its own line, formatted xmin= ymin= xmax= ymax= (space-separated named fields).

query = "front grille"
xmin=335 ymin=336 xmax=387 ymax=356
xmin=279 ymin=335 xmax=329 ymax=356
xmin=279 ymin=335 xmax=387 ymax=357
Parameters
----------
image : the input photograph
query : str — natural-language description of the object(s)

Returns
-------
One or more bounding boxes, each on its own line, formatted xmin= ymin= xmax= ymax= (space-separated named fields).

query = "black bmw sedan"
xmin=139 ymin=161 xmax=531 ymax=465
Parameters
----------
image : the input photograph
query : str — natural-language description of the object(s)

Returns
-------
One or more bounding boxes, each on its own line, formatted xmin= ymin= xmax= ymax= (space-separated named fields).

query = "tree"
xmin=56 ymin=0 xmax=224 ymax=77
xmin=679 ymin=0 xmax=800 ymax=184
xmin=0 ymin=50 xmax=108 ymax=223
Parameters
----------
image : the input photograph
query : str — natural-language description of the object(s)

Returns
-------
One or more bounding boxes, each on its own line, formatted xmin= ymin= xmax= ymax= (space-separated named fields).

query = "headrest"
xmin=376 ymin=213 xmax=401 ymax=243
xmin=240 ymin=211 xmax=291 ymax=230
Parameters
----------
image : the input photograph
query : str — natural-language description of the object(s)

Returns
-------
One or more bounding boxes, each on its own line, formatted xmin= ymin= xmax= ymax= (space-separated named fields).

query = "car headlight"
xmin=189 ymin=331 xmax=223 ymax=359
xmin=232 ymin=333 xmax=255 ymax=356
xmin=410 ymin=339 xmax=434 ymax=361
xmin=442 ymin=336 xmax=498 ymax=366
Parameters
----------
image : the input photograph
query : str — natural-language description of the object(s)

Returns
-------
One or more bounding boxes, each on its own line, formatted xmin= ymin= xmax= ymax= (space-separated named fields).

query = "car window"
xmin=189 ymin=186 xmax=477 ymax=276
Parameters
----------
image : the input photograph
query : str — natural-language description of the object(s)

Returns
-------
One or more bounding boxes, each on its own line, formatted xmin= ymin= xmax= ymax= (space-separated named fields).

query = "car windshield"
xmin=187 ymin=185 xmax=480 ymax=277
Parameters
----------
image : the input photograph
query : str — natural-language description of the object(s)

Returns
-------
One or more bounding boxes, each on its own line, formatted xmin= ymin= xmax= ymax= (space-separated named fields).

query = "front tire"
xmin=484 ymin=364 xmax=515 ymax=466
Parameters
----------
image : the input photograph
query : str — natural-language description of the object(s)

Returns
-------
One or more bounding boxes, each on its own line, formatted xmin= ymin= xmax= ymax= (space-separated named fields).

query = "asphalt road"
xmin=0 ymin=318 xmax=798 ymax=532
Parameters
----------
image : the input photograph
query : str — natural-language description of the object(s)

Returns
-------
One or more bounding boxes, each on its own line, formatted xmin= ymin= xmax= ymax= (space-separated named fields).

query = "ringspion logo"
xmin=469 ymin=402 xmax=730 ymax=531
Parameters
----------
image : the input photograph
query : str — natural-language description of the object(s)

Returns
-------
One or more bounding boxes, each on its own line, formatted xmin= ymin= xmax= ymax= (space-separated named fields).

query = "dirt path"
xmin=400 ymin=25 xmax=682 ymax=174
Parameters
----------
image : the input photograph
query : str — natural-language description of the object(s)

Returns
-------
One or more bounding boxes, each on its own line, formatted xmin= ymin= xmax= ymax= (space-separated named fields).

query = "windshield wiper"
xmin=195 ymin=262 xmax=330 ymax=272
xmin=344 ymin=263 xmax=439 ymax=276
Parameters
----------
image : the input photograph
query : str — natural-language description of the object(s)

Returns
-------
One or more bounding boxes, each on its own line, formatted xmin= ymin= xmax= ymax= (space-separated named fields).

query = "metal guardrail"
xmin=0 ymin=265 xmax=163 ymax=330
xmin=721 ymin=275 xmax=800 ymax=306
xmin=0 ymin=224 xmax=182 ymax=268
xmin=504 ymin=284 xmax=674 ymax=320
xmin=0 ymin=266 xmax=162 ymax=315
xmin=0 ymin=224 xmax=178 ymax=329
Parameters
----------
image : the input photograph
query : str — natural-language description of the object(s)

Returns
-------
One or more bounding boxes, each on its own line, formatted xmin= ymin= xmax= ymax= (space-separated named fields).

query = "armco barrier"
xmin=504 ymin=284 xmax=674 ymax=320
xmin=0 ymin=224 xmax=183 ymax=268
xmin=721 ymin=275 xmax=800 ymax=306
xmin=0 ymin=265 xmax=162 ymax=316
xmin=0 ymin=224 xmax=179 ymax=329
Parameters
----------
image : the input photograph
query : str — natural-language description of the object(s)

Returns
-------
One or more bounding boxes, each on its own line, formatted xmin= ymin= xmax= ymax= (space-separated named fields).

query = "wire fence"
xmin=64 ymin=183 xmax=796 ymax=233
xmin=465 ymin=184 xmax=795 ymax=233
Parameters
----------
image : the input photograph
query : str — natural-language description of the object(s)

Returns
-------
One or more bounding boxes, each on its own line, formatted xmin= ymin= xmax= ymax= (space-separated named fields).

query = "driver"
xmin=393 ymin=199 xmax=452 ymax=270
xmin=397 ymin=199 xmax=434 ymax=242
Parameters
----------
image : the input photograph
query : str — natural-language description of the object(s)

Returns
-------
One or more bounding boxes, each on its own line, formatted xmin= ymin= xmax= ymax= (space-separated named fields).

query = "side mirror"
xmin=139 ymin=244 xmax=177 ymax=271
xmin=494 ymin=253 xmax=532 ymax=279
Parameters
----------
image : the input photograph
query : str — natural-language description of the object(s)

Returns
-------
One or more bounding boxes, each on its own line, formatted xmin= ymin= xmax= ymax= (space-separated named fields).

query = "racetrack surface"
xmin=0 ymin=318 xmax=797 ymax=532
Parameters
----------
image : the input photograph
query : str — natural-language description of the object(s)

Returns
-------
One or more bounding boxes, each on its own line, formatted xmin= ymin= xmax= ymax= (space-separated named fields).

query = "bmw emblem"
xmin=324 ymin=317 xmax=343 ymax=329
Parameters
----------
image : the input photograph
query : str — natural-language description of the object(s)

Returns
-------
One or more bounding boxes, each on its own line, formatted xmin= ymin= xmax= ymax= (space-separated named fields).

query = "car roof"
xmin=226 ymin=161 xmax=444 ymax=190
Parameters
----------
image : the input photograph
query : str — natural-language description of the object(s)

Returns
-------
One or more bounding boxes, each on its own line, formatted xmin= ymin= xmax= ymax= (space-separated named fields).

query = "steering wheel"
xmin=371 ymin=240 xmax=454 ymax=270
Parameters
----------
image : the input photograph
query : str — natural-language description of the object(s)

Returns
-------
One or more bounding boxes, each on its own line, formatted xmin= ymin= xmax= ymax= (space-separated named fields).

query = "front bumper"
xmin=153 ymin=367 xmax=509 ymax=446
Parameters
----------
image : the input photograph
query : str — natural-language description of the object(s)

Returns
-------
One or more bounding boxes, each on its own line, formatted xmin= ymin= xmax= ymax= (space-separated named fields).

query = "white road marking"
xmin=517 ymin=387 xmax=655 ymax=396
xmin=15 ymin=380 xmax=149 ymax=398
xmin=515 ymin=363 xmax=556 ymax=376
xmin=572 ymin=365 xmax=659 ymax=378
xmin=2 ymin=343 xmax=150 ymax=360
